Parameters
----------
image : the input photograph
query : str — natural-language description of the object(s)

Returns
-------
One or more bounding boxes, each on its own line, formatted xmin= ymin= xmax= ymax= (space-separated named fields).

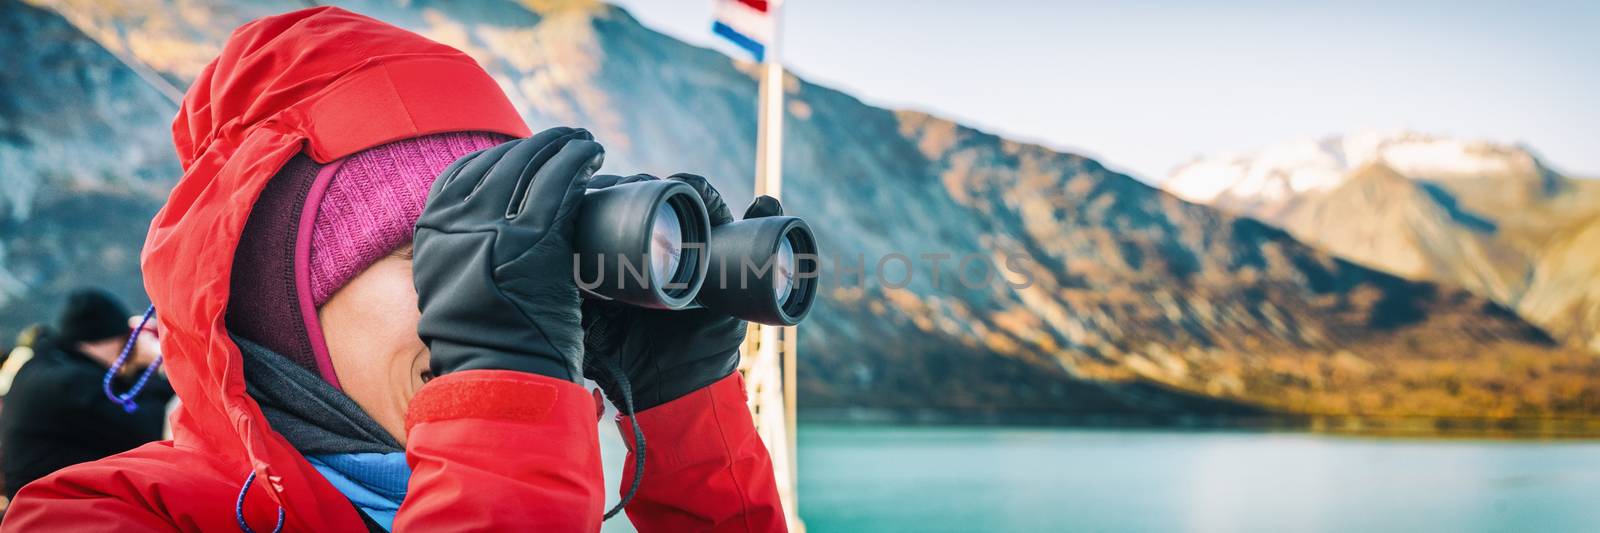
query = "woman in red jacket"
xmin=1 ymin=7 xmax=785 ymax=532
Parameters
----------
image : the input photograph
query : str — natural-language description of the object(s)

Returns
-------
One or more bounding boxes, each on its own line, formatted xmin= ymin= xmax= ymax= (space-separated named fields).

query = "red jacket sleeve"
xmin=397 ymin=370 xmax=605 ymax=531
xmin=3 ymin=471 xmax=182 ymax=532
xmin=616 ymin=373 xmax=788 ymax=532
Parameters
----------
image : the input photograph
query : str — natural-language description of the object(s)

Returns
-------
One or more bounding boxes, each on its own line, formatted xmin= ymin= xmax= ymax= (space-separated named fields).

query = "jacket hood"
xmin=142 ymin=6 xmax=529 ymax=526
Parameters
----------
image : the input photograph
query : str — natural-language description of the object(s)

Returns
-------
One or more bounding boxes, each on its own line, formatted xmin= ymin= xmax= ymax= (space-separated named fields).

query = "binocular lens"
xmin=576 ymin=180 xmax=710 ymax=309
xmin=695 ymin=217 xmax=817 ymax=326
xmin=773 ymin=236 xmax=795 ymax=305
xmin=650 ymin=206 xmax=684 ymax=289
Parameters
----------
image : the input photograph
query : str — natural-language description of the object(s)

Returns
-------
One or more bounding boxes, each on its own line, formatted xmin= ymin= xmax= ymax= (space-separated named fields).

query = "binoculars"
xmin=574 ymin=180 xmax=818 ymax=326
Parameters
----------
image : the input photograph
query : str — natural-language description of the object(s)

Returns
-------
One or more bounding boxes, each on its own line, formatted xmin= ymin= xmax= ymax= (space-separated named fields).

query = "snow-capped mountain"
xmin=1165 ymin=130 xmax=1545 ymax=208
xmin=1163 ymin=130 xmax=1600 ymax=350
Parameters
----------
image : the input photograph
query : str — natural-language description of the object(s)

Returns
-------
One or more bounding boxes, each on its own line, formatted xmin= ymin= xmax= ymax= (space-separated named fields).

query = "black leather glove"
xmin=581 ymin=173 xmax=783 ymax=412
xmin=414 ymin=127 xmax=604 ymax=383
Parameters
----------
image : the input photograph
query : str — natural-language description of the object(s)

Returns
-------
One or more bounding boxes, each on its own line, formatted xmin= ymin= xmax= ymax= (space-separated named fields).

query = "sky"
xmin=609 ymin=0 xmax=1599 ymax=182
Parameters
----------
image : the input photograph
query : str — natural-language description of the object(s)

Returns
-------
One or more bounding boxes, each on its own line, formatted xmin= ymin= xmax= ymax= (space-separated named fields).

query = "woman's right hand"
xmin=413 ymin=127 xmax=604 ymax=383
xmin=581 ymin=173 xmax=782 ymax=413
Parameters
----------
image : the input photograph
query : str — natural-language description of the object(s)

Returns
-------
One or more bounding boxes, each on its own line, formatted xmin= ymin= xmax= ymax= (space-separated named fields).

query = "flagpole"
xmin=719 ymin=1 xmax=800 ymax=528
xmin=750 ymin=2 xmax=802 ymax=530
xmin=753 ymin=42 xmax=783 ymax=200
xmin=752 ymin=14 xmax=796 ymax=486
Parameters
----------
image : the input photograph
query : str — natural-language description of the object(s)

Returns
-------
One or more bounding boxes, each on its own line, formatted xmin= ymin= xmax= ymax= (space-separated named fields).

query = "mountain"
xmin=0 ymin=0 xmax=180 ymax=338
xmin=7 ymin=0 xmax=1600 ymax=421
xmin=1166 ymin=131 xmax=1600 ymax=351
xmin=1165 ymin=131 xmax=1559 ymax=209
xmin=1522 ymin=215 xmax=1600 ymax=352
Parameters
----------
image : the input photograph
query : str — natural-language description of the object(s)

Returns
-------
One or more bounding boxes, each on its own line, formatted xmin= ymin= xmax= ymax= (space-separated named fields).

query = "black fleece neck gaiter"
xmin=234 ymin=335 xmax=402 ymax=455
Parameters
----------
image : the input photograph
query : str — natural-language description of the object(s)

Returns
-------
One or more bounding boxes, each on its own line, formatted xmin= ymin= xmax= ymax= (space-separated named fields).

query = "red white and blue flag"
xmin=712 ymin=0 xmax=775 ymax=61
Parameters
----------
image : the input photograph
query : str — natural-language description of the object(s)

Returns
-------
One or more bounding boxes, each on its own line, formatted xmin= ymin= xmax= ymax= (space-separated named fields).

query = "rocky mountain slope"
xmin=1522 ymin=214 xmax=1600 ymax=352
xmin=7 ymin=0 xmax=1599 ymax=420
xmin=1167 ymin=131 xmax=1600 ymax=351
xmin=0 ymin=0 xmax=180 ymax=337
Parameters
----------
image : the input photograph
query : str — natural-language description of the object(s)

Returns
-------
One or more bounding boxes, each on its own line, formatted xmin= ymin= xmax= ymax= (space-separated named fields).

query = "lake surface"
xmin=793 ymin=424 xmax=1600 ymax=532
xmin=600 ymin=422 xmax=1600 ymax=532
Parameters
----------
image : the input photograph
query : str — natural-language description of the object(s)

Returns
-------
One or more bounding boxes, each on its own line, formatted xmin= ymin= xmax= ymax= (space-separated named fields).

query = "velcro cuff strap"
xmin=406 ymin=370 xmax=583 ymax=432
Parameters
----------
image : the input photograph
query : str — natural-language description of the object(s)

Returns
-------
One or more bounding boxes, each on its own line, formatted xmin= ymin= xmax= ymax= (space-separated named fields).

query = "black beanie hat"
xmin=56 ymin=288 xmax=131 ymax=344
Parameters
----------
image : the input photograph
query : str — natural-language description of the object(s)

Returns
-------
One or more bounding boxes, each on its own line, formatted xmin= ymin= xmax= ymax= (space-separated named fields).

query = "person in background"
xmin=0 ymin=289 xmax=170 ymax=499
xmin=0 ymin=323 xmax=49 ymax=505
xmin=0 ymin=324 xmax=50 ymax=397
xmin=0 ymin=323 xmax=49 ymax=504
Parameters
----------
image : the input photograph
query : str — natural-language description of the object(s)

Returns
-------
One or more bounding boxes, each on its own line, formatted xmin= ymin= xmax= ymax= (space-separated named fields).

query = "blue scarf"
xmin=307 ymin=452 xmax=411 ymax=531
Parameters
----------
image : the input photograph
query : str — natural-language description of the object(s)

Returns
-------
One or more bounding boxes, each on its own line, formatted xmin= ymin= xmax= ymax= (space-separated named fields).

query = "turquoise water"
xmin=795 ymin=425 xmax=1600 ymax=532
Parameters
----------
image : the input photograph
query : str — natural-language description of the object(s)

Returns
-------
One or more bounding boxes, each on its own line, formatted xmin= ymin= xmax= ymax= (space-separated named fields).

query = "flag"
xmin=712 ymin=0 xmax=774 ymax=62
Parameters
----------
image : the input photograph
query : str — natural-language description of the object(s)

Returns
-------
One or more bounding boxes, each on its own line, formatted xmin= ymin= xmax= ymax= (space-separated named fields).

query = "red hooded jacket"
xmin=2 ymin=7 xmax=785 ymax=532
